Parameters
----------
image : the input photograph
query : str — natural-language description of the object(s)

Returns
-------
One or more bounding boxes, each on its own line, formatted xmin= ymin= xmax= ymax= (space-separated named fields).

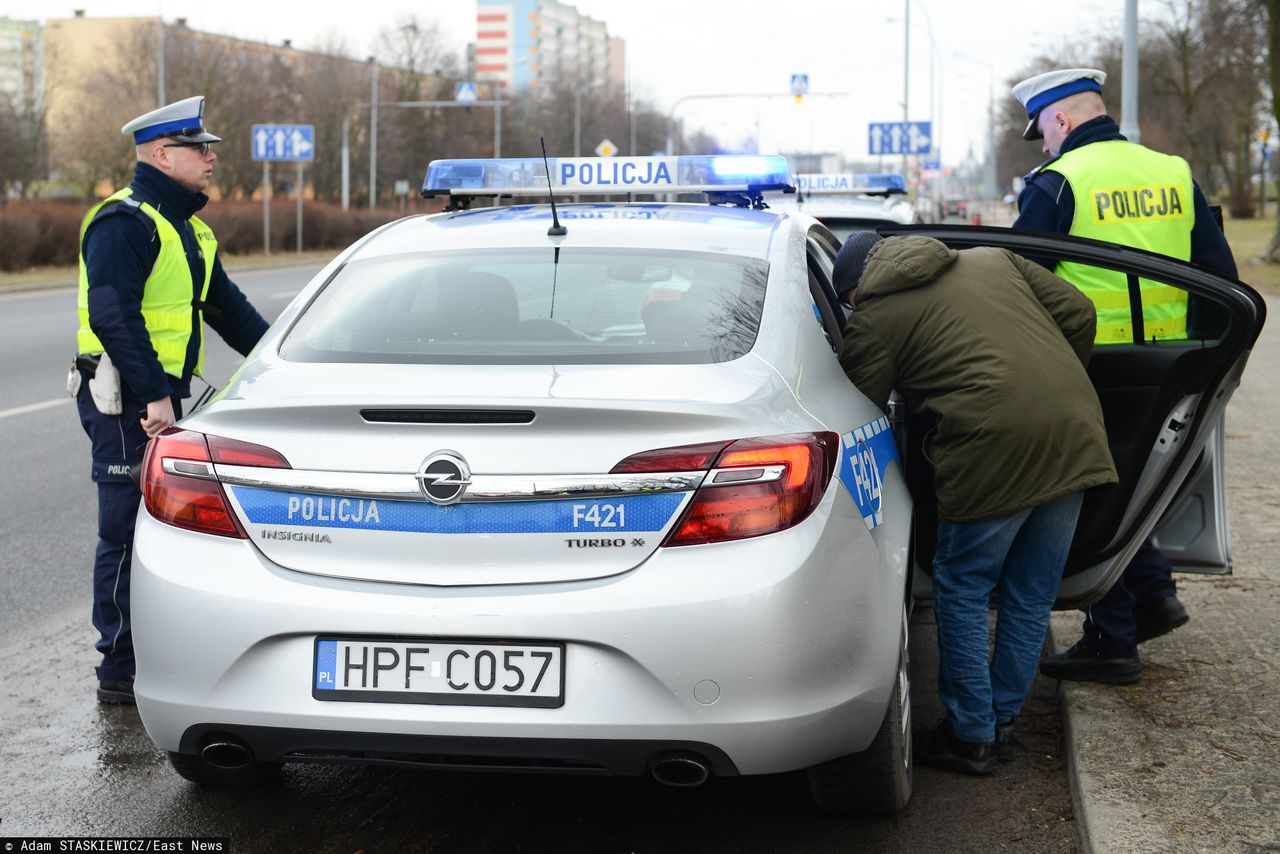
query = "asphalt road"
xmin=0 ymin=264 xmax=1077 ymax=852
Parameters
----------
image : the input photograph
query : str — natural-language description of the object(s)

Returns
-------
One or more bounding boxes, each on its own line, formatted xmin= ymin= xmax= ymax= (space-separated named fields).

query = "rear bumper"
xmin=178 ymin=723 xmax=737 ymax=777
xmin=133 ymin=484 xmax=906 ymax=776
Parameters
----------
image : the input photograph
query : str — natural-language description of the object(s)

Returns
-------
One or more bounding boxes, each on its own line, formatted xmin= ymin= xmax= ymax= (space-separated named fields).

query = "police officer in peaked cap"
xmin=73 ymin=96 xmax=269 ymax=704
xmin=1009 ymin=68 xmax=1236 ymax=685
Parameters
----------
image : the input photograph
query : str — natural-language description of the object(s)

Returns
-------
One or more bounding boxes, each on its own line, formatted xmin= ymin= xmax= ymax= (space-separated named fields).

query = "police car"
xmin=783 ymin=172 xmax=922 ymax=241
xmin=131 ymin=154 xmax=1264 ymax=815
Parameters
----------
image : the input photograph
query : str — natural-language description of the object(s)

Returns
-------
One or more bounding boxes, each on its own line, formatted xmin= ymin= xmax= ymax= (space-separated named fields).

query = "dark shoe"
xmin=1041 ymin=641 xmax=1142 ymax=685
xmin=97 ymin=677 xmax=135 ymax=705
xmin=995 ymin=719 xmax=1016 ymax=763
xmin=1135 ymin=596 xmax=1189 ymax=644
xmin=914 ymin=719 xmax=996 ymax=776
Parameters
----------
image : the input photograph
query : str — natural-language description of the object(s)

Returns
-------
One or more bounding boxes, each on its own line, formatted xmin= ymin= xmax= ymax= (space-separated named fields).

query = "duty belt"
xmin=74 ymin=353 xmax=102 ymax=374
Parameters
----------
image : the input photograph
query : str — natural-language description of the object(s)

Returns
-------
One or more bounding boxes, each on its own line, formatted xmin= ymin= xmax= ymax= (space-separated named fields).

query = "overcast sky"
xmin=10 ymin=0 xmax=1127 ymax=165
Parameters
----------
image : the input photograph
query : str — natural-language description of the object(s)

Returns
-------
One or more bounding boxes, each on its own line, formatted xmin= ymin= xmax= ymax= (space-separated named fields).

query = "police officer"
xmin=1010 ymin=68 xmax=1238 ymax=684
xmin=75 ymin=96 xmax=268 ymax=704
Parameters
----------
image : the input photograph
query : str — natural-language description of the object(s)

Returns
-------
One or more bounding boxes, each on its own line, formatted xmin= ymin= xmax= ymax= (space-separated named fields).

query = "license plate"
xmin=313 ymin=637 xmax=564 ymax=708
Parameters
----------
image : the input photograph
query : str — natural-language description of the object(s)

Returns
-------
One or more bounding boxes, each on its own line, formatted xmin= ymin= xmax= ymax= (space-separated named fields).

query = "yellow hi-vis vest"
xmin=76 ymin=188 xmax=217 ymax=378
xmin=1044 ymin=140 xmax=1193 ymax=344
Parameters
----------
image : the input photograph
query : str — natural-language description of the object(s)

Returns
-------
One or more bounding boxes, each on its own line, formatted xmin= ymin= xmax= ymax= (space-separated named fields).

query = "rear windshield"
xmin=280 ymin=248 xmax=769 ymax=364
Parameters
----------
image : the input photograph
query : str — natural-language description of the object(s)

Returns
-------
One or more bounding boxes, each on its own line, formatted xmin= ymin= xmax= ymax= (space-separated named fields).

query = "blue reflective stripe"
xmin=316 ymin=640 xmax=337 ymax=690
xmin=836 ymin=416 xmax=899 ymax=530
xmin=231 ymin=486 xmax=685 ymax=535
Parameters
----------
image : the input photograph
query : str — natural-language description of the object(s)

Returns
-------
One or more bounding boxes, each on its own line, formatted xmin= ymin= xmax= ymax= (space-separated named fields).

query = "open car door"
xmin=880 ymin=224 xmax=1266 ymax=610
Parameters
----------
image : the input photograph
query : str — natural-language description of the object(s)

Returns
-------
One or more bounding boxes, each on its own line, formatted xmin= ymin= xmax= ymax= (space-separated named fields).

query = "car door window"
xmin=806 ymin=227 xmax=847 ymax=348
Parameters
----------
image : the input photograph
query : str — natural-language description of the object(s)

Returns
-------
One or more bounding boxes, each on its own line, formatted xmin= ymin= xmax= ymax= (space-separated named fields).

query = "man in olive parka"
xmin=836 ymin=233 xmax=1117 ymax=775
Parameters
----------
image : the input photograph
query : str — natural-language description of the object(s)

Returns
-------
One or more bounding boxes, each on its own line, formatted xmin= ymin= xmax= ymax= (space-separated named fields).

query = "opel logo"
xmin=417 ymin=451 xmax=472 ymax=506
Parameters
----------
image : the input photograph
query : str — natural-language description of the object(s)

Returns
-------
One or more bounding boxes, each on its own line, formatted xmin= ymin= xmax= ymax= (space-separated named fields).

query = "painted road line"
xmin=0 ymin=398 xmax=71 ymax=419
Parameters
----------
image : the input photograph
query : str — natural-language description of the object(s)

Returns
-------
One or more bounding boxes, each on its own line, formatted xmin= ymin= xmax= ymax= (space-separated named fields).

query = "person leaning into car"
xmin=73 ymin=96 xmax=268 ymax=705
xmin=834 ymin=231 xmax=1118 ymax=776
xmin=1011 ymin=68 xmax=1238 ymax=685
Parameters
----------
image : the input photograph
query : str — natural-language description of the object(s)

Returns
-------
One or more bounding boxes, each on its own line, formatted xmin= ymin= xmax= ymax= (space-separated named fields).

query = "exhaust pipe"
xmin=649 ymin=752 xmax=711 ymax=788
xmin=201 ymin=737 xmax=254 ymax=770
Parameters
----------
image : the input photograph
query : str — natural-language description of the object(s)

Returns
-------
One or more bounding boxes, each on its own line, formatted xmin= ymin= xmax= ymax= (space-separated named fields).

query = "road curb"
xmin=1047 ymin=619 xmax=1099 ymax=854
xmin=0 ymin=279 xmax=74 ymax=296
xmin=0 ymin=256 xmax=332 ymax=297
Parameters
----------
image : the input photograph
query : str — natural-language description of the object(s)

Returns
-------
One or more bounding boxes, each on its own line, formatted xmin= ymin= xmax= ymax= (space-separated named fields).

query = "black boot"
xmin=97 ymin=676 xmax=135 ymax=705
xmin=1041 ymin=640 xmax=1141 ymax=684
xmin=1135 ymin=596 xmax=1189 ymax=644
xmin=914 ymin=719 xmax=996 ymax=776
xmin=995 ymin=719 xmax=1016 ymax=763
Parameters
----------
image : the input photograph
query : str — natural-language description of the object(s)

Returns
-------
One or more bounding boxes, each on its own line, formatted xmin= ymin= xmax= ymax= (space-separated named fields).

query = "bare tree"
xmin=371 ymin=15 xmax=461 ymax=206
xmin=293 ymin=37 xmax=369 ymax=202
xmin=0 ymin=37 xmax=49 ymax=199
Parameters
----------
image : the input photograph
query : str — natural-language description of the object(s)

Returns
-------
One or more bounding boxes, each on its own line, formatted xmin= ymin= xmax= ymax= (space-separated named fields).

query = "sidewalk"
xmin=1053 ymin=295 xmax=1280 ymax=852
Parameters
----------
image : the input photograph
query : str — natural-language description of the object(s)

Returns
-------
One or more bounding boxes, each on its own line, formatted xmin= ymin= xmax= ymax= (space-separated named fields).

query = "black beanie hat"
xmin=833 ymin=231 xmax=884 ymax=297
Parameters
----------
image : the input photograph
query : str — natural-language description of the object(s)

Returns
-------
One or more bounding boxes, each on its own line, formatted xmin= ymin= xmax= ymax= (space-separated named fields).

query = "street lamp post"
xmin=954 ymin=52 xmax=997 ymax=202
xmin=1120 ymin=0 xmax=1140 ymax=142
xmin=901 ymin=0 xmax=910 ymax=176
xmin=369 ymin=58 xmax=379 ymax=209
xmin=888 ymin=3 xmax=942 ymax=195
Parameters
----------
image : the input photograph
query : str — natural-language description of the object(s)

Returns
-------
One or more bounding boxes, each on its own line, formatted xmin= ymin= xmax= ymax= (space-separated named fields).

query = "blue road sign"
xmin=790 ymin=73 xmax=809 ymax=96
xmin=868 ymin=121 xmax=933 ymax=156
xmin=455 ymin=82 xmax=478 ymax=103
xmin=923 ymin=156 xmax=941 ymax=170
xmin=251 ymin=124 xmax=315 ymax=161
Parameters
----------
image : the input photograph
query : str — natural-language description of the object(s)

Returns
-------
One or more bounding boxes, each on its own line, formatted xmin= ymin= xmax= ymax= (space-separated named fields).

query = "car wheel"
xmin=167 ymin=750 xmax=281 ymax=788
xmin=807 ymin=605 xmax=913 ymax=814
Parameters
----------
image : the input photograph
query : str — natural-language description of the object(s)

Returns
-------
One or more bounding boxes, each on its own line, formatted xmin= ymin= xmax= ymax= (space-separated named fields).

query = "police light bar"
xmin=422 ymin=155 xmax=795 ymax=199
xmin=796 ymin=173 xmax=907 ymax=196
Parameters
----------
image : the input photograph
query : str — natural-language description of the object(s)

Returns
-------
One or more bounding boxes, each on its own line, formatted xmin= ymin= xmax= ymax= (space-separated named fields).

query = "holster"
xmin=88 ymin=352 xmax=123 ymax=415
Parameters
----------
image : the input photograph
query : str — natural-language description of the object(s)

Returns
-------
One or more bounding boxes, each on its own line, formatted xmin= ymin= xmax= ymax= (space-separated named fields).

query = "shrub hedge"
xmin=0 ymin=199 xmax=421 ymax=272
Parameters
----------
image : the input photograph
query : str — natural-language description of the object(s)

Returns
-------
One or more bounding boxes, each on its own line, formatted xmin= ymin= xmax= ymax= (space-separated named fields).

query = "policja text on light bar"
xmin=422 ymin=154 xmax=795 ymax=199
xmin=795 ymin=173 xmax=906 ymax=195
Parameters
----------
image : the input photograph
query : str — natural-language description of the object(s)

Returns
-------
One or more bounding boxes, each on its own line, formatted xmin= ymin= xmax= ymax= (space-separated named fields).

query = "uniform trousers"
xmin=1081 ymin=540 xmax=1176 ymax=657
xmin=75 ymin=376 xmax=182 ymax=681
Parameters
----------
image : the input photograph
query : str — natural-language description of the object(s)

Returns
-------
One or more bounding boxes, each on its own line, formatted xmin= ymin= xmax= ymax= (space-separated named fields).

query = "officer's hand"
xmin=141 ymin=397 xmax=177 ymax=438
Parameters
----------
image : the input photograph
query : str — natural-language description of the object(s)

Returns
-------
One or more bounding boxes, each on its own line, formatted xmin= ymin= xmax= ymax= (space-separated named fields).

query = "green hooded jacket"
xmin=840 ymin=235 xmax=1118 ymax=523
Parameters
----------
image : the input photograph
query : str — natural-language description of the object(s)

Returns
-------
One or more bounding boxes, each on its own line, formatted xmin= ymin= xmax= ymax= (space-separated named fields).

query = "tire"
xmin=807 ymin=606 xmax=913 ymax=814
xmin=167 ymin=750 xmax=281 ymax=788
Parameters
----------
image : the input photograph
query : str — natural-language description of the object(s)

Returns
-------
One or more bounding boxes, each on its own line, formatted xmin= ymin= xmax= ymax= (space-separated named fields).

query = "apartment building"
xmin=474 ymin=0 xmax=624 ymax=93
xmin=0 ymin=17 xmax=43 ymax=109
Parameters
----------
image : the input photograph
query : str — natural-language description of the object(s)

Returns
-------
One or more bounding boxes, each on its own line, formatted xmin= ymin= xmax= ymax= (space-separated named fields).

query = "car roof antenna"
xmin=540 ymin=136 xmax=567 ymax=237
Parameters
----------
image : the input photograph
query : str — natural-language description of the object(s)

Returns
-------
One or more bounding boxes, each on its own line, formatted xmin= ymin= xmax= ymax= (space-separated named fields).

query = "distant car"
xmin=132 ymin=154 xmax=1264 ymax=817
xmin=942 ymin=197 xmax=968 ymax=219
xmin=782 ymin=172 xmax=921 ymax=242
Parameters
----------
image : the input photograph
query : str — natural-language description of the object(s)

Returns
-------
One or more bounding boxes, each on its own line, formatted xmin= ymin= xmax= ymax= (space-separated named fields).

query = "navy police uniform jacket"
xmin=1013 ymin=116 xmax=1238 ymax=280
xmin=82 ymin=161 xmax=269 ymax=403
xmin=78 ymin=162 xmax=269 ymax=682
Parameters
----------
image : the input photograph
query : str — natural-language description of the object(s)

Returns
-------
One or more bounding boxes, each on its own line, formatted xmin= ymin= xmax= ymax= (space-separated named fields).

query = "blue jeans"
xmin=932 ymin=492 xmax=1084 ymax=744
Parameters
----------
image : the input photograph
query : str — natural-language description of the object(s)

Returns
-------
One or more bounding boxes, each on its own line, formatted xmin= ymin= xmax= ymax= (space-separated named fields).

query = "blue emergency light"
xmin=796 ymin=173 xmax=906 ymax=196
xmin=422 ymin=155 xmax=795 ymax=205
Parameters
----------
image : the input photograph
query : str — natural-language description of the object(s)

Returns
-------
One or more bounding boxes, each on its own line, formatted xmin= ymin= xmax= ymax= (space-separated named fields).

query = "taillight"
xmin=141 ymin=428 xmax=290 ymax=538
xmin=610 ymin=440 xmax=731 ymax=473
xmin=611 ymin=432 xmax=839 ymax=548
